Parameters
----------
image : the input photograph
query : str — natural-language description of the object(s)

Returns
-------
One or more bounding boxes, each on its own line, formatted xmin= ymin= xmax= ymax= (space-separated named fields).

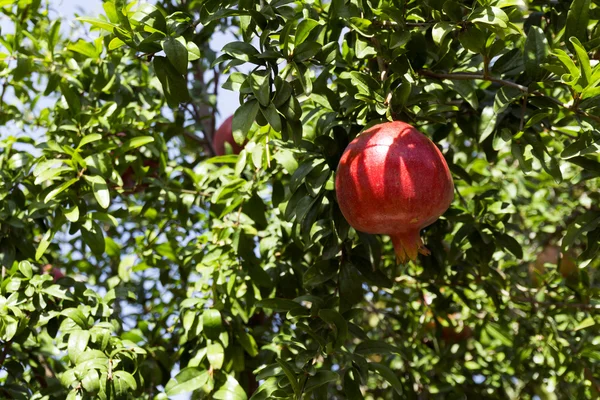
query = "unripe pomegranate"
xmin=335 ymin=121 xmax=454 ymax=262
xmin=214 ymin=115 xmax=244 ymax=156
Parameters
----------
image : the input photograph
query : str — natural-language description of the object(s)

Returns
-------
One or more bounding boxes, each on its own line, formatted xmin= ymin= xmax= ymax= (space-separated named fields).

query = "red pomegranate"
xmin=42 ymin=264 xmax=65 ymax=282
xmin=121 ymin=159 xmax=159 ymax=192
xmin=214 ymin=115 xmax=244 ymax=156
xmin=335 ymin=121 xmax=454 ymax=262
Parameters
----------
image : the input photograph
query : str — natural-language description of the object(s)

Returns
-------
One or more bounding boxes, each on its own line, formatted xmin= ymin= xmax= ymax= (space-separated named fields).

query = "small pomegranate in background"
xmin=335 ymin=121 xmax=454 ymax=262
xmin=121 ymin=159 xmax=159 ymax=192
xmin=214 ymin=115 xmax=244 ymax=156
xmin=42 ymin=264 xmax=65 ymax=282
xmin=529 ymin=245 xmax=578 ymax=286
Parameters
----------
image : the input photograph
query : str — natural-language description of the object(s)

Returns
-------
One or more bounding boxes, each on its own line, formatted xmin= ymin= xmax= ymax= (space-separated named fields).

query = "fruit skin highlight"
xmin=214 ymin=115 xmax=244 ymax=156
xmin=335 ymin=121 xmax=454 ymax=262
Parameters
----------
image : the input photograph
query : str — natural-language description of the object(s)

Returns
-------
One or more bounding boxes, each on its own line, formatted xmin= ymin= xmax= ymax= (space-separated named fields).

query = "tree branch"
xmin=418 ymin=69 xmax=600 ymax=124
xmin=419 ymin=69 xmax=529 ymax=92
xmin=192 ymin=65 xmax=217 ymax=156
xmin=512 ymin=296 xmax=600 ymax=311
xmin=0 ymin=340 xmax=12 ymax=367
xmin=211 ymin=67 xmax=221 ymax=138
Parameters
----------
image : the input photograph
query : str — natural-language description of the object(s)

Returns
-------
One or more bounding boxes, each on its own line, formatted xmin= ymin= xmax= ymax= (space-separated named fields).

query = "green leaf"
xmin=207 ymin=342 xmax=225 ymax=369
xmin=153 ymin=56 xmax=191 ymax=107
xmin=62 ymin=308 xmax=89 ymax=329
xmin=303 ymin=370 xmax=339 ymax=393
xmin=64 ymin=205 xmax=80 ymax=223
xmin=222 ymin=41 xmax=260 ymax=62
xmin=446 ymin=80 xmax=479 ymax=110
xmin=232 ymin=99 xmax=259 ymax=144
xmin=81 ymin=222 xmax=105 ymax=256
xmin=458 ymin=26 xmax=486 ymax=53
xmin=76 ymin=17 xmax=117 ymax=32
xmin=293 ymin=41 xmax=321 ymax=62
xmin=319 ymin=309 xmax=348 ymax=348
xmin=113 ymin=371 xmax=137 ymax=394
xmin=570 ymin=37 xmax=592 ymax=88
xmin=485 ymin=322 xmax=513 ymax=346
xmin=565 ymin=0 xmax=591 ymax=44
xmin=77 ymin=134 xmax=103 ymax=149
xmin=494 ymin=233 xmax=523 ymax=258
xmin=165 ymin=368 xmax=209 ymax=396
xmin=59 ymin=82 xmax=81 ymax=114
xmin=36 ymin=230 xmax=53 ymax=261
xmin=575 ymin=317 xmax=596 ymax=331
xmin=67 ymin=39 xmax=100 ymax=58
xmin=256 ymin=298 xmax=302 ymax=312
xmin=478 ymin=106 xmax=497 ymax=143
xmin=562 ymin=211 xmax=600 ymax=250
xmin=295 ymin=19 xmax=319 ymax=46
xmin=261 ymin=103 xmax=282 ymax=132
xmin=203 ymin=309 xmax=222 ymax=340
xmin=432 ymin=22 xmax=454 ymax=46
xmin=45 ymin=178 xmax=78 ymax=204
xmin=344 ymin=369 xmax=364 ymax=400
xmin=349 ymin=72 xmax=379 ymax=97
xmin=187 ymin=41 xmax=201 ymax=61
xmin=348 ymin=17 xmax=373 ymax=37
xmin=369 ymin=363 xmax=403 ymax=395
xmin=339 ymin=259 xmax=363 ymax=312
xmin=493 ymin=86 xmax=523 ymax=114
xmin=162 ymin=37 xmax=188 ymax=75
xmin=236 ymin=328 xmax=259 ymax=357
xmin=354 ymin=340 xmax=401 ymax=356
xmin=213 ymin=375 xmax=247 ymax=400
xmin=122 ymin=136 xmax=155 ymax=152
xmin=18 ymin=261 xmax=32 ymax=279
xmin=83 ymin=175 xmax=110 ymax=209
xmin=41 ymin=285 xmax=75 ymax=300
xmin=524 ymin=26 xmax=549 ymax=79
xmin=470 ymin=7 xmax=509 ymax=29
xmin=251 ymin=73 xmax=270 ymax=107
xmin=68 ymin=330 xmax=90 ymax=363
xmin=276 ymin=358 xmax=300 ymax=398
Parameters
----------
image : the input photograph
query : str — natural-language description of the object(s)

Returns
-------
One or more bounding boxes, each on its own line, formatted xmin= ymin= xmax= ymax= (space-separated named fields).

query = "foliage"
xmin=1 ymin=0 xmax=600 ymax=399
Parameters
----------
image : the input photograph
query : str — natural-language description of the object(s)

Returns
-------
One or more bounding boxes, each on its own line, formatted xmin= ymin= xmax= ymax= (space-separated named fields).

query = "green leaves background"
xmin=1 ymin=0 xmax=600 ymax=399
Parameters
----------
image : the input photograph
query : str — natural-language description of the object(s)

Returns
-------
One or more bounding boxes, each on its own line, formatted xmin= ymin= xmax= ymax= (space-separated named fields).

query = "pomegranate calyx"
xmin=391 ymin=231 xmax=431 ymax=263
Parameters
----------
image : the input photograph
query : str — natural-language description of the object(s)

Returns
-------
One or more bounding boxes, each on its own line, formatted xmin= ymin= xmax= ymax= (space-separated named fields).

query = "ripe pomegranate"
xmin=214 ymin=115 xmax=244 ymax=156
xmin=335 ymin=121 xmax=454 ymax=262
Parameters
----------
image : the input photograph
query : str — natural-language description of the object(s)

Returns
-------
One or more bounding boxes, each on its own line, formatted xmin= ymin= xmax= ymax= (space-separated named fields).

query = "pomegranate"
xmin=530 ymin=245 xmax=578 ymax=286
xmin=121 ymin=159 xmax=159 ymax=192
xmin=42 ymin=264 xmax=65 ymax=282
xmin=214 ymin=115 xmax=244 ymax=156
xmin=335 ymin=121 xmax=454 ymax=262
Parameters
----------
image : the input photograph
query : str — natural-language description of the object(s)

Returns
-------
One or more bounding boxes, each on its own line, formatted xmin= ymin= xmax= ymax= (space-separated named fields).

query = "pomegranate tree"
xmin=335 ymin=121 xmax=454 ymax=262
xmin=214 ymin=115 xmax=244 ymax=156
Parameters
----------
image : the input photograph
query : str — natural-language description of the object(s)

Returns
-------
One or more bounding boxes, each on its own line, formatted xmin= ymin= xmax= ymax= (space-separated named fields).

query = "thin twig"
xmin=512 ymin=296 xmax=600 ymax=311
xmin=370 ymin=37 xmax=388 ymax=82
xmin=419 ymin=69 xmax=600 ymax=124
xmin=0 ymin=81 xmax=7 ymax=108
xmin=192 ymin=65 xmax=217 ymax=156
xmin=211 ymin=67 xmax=221 ymax=138
xmin=419 ymin=70 xmax=528 ymax=92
